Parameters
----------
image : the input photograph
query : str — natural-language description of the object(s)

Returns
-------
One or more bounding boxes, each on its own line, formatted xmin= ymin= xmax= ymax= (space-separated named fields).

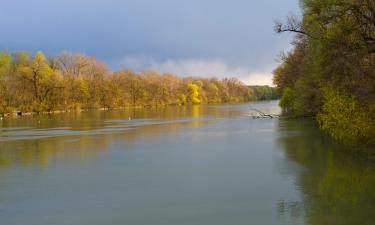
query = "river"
xmin=0 ymin=101 xmax=374 ymax=225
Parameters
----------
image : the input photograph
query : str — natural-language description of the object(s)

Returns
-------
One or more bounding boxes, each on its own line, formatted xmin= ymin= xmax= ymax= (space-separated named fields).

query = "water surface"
xmin=0 ymin=101 xmax=374 ymax=225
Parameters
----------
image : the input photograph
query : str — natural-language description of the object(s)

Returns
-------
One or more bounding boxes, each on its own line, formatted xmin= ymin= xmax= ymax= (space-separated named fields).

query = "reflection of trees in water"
xmin=0 ymin=135 xmax=110 ymax=168
xmin=277 ymin=119 xmax=375 ymax=225
xmin=0 ymin=105 xmax=244 ymax=168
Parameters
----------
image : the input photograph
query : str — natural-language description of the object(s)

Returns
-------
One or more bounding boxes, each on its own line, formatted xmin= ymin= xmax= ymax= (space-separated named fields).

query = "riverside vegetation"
xmin=0 ymin=51 xmax=277 ymax=116
xmin=274 ymin=0 xmax=375 ymax=146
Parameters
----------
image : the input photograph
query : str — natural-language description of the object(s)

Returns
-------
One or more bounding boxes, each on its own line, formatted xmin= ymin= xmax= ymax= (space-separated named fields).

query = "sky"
xmin=0 ymin=0 xmax=300 ymax=85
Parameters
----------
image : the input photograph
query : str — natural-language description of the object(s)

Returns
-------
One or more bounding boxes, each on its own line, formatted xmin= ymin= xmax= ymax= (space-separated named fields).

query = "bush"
xmin=317 ymin=87 xmax=375 ymax=144
xmin=279 ymin=88 xmax=295 ymax=114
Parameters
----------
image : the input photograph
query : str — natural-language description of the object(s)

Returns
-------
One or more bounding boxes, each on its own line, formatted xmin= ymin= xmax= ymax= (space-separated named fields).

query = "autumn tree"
xmin=0 ymin=51 xmax=12 ymax=115
xmin=187 ymin=82 xmax=201 ymax=104
xmin=0 ymin=50 xmax=254 ymax=115
xmin=15 ymin=51 xmax=63 ymax=112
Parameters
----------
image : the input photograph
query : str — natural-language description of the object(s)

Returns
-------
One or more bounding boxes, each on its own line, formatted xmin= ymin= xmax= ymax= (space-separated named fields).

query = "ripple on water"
xmin=0 ymin=117 xmax=217 ymax=142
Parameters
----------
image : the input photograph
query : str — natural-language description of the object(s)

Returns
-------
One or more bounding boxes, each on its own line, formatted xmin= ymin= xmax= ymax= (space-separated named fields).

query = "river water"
xmin=0 ymin=101 xmax=374 ymax=225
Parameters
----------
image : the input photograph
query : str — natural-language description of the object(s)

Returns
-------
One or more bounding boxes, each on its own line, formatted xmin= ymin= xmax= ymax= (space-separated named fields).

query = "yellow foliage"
xmin=188 ymin=83 xmax=201 ymax=104
xmin=317 ymin=87 xmax=375 ymax=144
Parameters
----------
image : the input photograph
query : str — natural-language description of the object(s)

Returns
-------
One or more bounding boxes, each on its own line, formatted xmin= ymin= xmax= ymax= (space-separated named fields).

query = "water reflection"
xmin=1 ymin=101 xmax=374 ymax=225
xmin=0 ymin=105 xmax=245 ymax=168
xmin=277 ymin=119 xmax=375 ymax=225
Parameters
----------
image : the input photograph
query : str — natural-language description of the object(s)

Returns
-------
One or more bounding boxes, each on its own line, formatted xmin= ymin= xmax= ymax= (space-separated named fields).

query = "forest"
xmin=249 ymin=85 xmax=279 ymax=101
xmin=0 ymin=51 xmax=276 ymax=116
xmin=273 ymin=0 xmax=375 ymax=145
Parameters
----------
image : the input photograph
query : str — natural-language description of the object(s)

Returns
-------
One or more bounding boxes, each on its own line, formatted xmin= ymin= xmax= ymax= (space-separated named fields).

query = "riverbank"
xmin=0 ymin=102 xmax=248 ymax=119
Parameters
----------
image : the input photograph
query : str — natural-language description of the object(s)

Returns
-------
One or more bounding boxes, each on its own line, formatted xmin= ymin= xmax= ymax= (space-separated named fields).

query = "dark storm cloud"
xmin=0 ymin=0 xmax=299 ymax=84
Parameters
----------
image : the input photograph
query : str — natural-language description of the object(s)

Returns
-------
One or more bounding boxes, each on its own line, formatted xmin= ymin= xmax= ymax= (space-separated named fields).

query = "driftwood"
xmin=248 ymin=107 xmax=280 ymax=119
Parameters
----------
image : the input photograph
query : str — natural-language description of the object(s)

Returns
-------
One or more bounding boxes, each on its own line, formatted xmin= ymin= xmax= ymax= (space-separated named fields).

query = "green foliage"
xmin=279 ymin=87 xmax=295 ymax=114
xmin=0 ymin=51 xmax=12 ymax=116
xmin=274 ymin=0 xmax=375 ymax=145
xmin=249 ymin=86 xmax=279 ymax=101
xmin=0 ymin=51 xmax=11 ymax=75
xmin=318 ymin=88 xmax=375 ymax=144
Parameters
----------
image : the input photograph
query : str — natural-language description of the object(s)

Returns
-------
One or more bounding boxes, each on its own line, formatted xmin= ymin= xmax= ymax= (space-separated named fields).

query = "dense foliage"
xmin=274 ymin=0 xmax=375 ymax=145
xmin=248 ymin=85 xmax=279 ymax=101
xmin=0 ymin=51 xmax=260 ymax=115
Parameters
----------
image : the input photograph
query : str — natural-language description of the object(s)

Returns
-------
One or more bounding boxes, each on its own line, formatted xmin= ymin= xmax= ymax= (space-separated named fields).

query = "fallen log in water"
xmin=248 ymin=107 xmax=280 ymax=119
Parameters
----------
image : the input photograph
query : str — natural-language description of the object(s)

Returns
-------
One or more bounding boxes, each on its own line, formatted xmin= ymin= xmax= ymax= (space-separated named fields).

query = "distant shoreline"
xmin=0 ymin=100 xmax=281 ymax=119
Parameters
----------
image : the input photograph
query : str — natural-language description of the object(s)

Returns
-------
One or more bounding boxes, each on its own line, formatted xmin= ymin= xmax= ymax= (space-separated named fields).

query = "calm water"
xmin=0 ymin=101 xmax=374 ymax=225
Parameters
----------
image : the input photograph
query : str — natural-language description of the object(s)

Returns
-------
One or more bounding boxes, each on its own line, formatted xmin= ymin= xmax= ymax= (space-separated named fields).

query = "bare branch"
xmin=275 ymin=14 xmax=319 ymax=40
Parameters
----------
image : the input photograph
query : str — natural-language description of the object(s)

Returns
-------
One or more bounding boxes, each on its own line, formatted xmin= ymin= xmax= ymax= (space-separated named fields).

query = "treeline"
xmin=249 ymin=85 xmax=279 ymax=101
xmin=0 ymin=51 xmax=258 ymax=116
xmin=274 ymin=0 xmax=375 ymax=144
